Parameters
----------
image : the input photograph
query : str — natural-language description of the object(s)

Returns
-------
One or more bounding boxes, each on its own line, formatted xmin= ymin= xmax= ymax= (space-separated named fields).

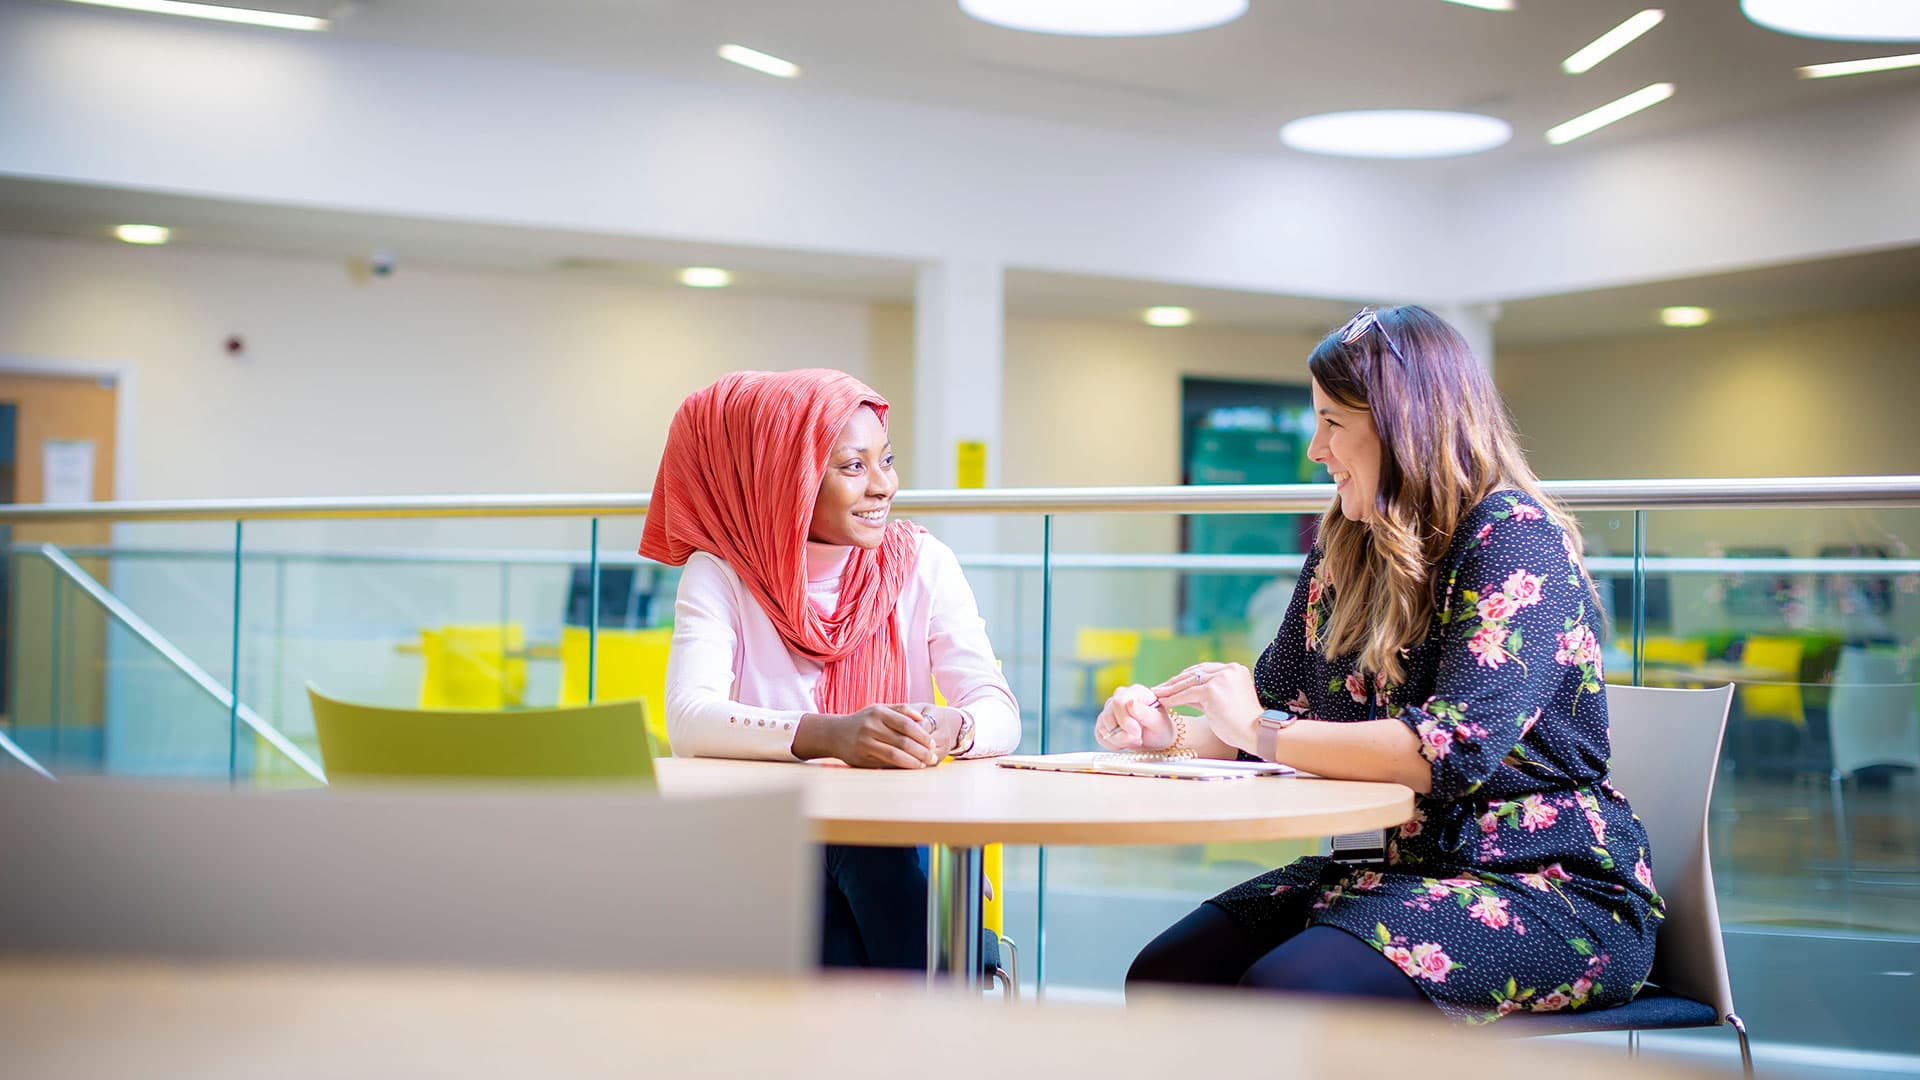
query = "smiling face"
xmin=807 ymin=406 xmax=898 ymax=548
xmin=1308 ymin=377 xmax=1384 ymax=523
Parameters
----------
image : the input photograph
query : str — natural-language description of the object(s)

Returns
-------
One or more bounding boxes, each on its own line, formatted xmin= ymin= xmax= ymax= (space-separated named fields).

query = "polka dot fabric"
xmin=1210 ymin=491 xmax=1662 ymax=1023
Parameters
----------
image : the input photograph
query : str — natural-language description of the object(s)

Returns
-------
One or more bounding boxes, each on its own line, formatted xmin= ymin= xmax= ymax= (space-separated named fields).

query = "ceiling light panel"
xmin=1280 ymin=110 xmax=1512 ymax=159
xmin=959 ymin=0 xmax=1247 ymax=36
xmin=1798 ymin=52 xmax=1920 ymax=78
xmin=717 ymin=44 xmax=800 ymax=79
xmin=58 ymin=0 xmax=328 ymax=31
xmin=1545 ymin=83 xmax=1675 ymax=145
xmin=1563 ymin=9 xmax=1665 ymax=75
xmin=1742 ymin=0 xmax=1920 ymax=42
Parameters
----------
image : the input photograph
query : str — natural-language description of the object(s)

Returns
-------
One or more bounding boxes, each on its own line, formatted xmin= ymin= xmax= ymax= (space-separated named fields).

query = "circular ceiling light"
xmin=114 ymin=224 xmax=171 ymax=245
xmin=1660 ymin=306 xmax=1711 ymax=328
xmin=1143 ymin=306 xmax=1193 ymax=327
xmin=1279 ymin=110 xmax=1512 ymax=159
xmin=1741 ymin=0 xmax=1920 ymax=41
xmin=678 ymin=267 xmax=732 ymax=288
xmin=959 ymin=0 xmax=1247 ymax=37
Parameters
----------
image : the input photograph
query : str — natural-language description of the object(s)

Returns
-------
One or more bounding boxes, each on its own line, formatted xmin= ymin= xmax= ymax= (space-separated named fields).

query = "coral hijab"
xmin=639 ymin=369 xmax=919 ymax=715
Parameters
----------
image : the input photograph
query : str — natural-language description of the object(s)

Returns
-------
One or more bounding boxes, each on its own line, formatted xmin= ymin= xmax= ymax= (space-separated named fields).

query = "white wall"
xmin=1453 ymin=86 xmax=1920 ymax=300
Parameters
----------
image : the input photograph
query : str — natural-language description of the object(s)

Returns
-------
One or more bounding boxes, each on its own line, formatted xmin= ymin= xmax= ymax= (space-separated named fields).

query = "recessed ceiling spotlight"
xmin=1545 ymin=82 xmax=1674 ymax=144
xmin=1741 ymin=0 xmax=1920 ymax=42
xmin=1660 ymin=306 xmax=1711 ymax=327
xmin=958 ymin=0 xmax=1247 ymax=37
xmin=1441 ymin=0 xmax=1516 ymax=11
xmin=1563 ymin=9 xmax=1665 ymax=75
xmin=1799 ymin=51 xmax=1920 ymax=78
xmin=113 ymin=224 xmax=171 ymax=245
xmin=58 ymin=0 xmax=328 ymax=31
xmin=679 ymin=267 xmax=732 ymax=289
xmin=717 ymin=44 xmax=800 ymax=79
xmin=1143 ymin=306 xmax=1192 ymax=327
xmin=1280 ymin=110 xmax=1512 ymax=159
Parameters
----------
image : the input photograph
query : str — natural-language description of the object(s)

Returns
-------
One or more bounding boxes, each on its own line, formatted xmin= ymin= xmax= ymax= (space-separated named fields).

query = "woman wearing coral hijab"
xmin=641 ymin=368 xmax=1020 ymax=969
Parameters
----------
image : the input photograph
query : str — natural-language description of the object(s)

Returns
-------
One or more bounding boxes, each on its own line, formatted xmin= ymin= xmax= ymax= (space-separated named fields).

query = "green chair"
xmin=308 ymin=685 xmax=655 ymax=784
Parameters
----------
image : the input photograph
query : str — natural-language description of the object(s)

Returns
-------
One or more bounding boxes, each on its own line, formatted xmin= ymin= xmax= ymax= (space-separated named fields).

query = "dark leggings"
xmin=1128 ymin=904 xmax=1429 ymax=1005
xmin=818 ymin=844 xmax=926 ymax=970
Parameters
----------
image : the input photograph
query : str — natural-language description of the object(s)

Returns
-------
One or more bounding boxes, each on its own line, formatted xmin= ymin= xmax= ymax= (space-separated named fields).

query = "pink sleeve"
xmin=662 ymin=555 xmax=810 ymax=761
xmin=921 ymin=537 xmax=1023 ymax=758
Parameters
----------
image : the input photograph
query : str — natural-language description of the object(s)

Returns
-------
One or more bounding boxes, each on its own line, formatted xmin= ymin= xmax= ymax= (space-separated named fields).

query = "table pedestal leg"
xmin=925 ymin=843 xmax=984 ymax=989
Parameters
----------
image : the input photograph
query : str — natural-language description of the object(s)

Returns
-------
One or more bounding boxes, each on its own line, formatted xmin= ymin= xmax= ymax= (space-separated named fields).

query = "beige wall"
xmin=1498 ymin=306 xmax=1920 ymax=482
xmin=0 ymin=232 xmax=877 ymax=504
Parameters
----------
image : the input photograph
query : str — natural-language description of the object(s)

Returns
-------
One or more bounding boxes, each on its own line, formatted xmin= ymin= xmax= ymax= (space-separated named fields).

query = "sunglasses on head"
xmin=1337 ymin=307 xmax=1406 ymax=366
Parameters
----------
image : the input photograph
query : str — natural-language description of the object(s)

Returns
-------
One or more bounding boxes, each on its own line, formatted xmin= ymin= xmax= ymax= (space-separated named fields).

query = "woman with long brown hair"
xmin=1105 ymin=306 xmax=1658 ymax=1022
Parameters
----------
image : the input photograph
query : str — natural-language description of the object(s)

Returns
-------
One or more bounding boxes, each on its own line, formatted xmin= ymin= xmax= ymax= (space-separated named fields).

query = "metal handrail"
xmin=32 ymin=543 xmax=1920 ymax=577
xmin=31 ymin=545 xmax=327 ymax=784
xmin=0 ymin=475 xmax=1914 ymax=523
xmin=0 ymin=727 xmax=54 ymax=781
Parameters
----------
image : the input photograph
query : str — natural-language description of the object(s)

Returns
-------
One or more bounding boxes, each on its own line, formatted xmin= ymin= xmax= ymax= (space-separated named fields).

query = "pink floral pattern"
xmin=1206 ymin=490 xmax=1662 ymax=1024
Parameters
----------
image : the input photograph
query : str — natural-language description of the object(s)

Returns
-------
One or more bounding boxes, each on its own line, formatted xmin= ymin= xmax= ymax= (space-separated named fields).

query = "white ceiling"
xmin=224 ymin=0 xmax=1920 ymax=165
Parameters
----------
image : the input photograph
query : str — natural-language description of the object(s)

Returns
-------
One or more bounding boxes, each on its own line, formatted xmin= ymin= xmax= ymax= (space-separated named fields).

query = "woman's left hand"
xmin=1150 ymin=663 xmax=1262 ymax=753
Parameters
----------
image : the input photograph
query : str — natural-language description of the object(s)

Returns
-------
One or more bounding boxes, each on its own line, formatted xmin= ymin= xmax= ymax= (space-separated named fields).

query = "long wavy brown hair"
xmin=1307 ymin=305 xmax=1593 ymax=686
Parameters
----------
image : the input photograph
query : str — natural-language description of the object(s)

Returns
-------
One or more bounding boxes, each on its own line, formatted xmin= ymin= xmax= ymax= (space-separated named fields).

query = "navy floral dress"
xmin=1209 ymin=491 xmax=1662 ymax=1023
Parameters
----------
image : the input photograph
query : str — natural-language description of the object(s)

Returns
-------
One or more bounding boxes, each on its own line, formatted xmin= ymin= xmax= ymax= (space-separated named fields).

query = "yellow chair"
xmin=309 ymin=684 xmax=654 ymax=783
xmin=560 ymin=626 xmax=674 ymax=753
xmin=418 ymin=624 xmax=527 ymax=710
xmin=1642 ymin=636 xmax=1709 ymax=667
xmin=933 ymin=672 xmax=1017 ymax=998
xmin=1073 ymin=627 xmax=1174 ymax=706
xmin=1739 ymin=636 xmax=1806 ymax=727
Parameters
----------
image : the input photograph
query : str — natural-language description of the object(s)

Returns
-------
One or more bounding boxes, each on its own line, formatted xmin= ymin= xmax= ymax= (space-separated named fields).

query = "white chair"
xmin=1502 ymin=683 xmax=1750 ymax=1077
xmin=1827 ymin=646 xmax=1920 ymax=879
xmin=0 ymin=776 xmax=814 ymax=975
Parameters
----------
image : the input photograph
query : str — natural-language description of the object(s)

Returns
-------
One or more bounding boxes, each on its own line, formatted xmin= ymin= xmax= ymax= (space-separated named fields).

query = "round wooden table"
xmin=0 ymin=962 xmax=1723 ymax=1080
xmin=655 ymin=758 xmax=1414 ymax=987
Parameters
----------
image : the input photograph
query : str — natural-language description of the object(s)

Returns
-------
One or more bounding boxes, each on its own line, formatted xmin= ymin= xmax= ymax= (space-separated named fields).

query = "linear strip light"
xmin=1442 ymin=0 xmax=1516 ymax=11
xmin=1546 ymin=82 xmax=1674 ymax=145
xmin=1798 ymin=52 xmax=1920 ymax=79
xmin=1563 ymin=9 xmax=1665 ymax=75
xmin=59 ymin=0 xmax=328 ymax=31
xmin=717 ymin=44 xmax=800 ymax=79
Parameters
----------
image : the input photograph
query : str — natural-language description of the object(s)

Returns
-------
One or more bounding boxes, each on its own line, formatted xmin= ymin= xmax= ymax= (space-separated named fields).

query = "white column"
xmin=912 ymin=260 xmax=1004 ymax=492
xmin=1436 ymin=302 xmax=1501 ymax=376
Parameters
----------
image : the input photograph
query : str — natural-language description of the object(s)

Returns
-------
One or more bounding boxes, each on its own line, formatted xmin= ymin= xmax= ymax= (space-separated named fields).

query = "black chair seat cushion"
xmin=1497 ymin=986 xmax=1719 ymax=1035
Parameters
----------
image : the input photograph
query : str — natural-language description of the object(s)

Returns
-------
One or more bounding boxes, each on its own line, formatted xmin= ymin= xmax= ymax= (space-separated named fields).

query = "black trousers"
xmin=1128 ymin=903 xmax=1429 ymax=1005
xmin=818 ymin=844 xmax=927 ymax=970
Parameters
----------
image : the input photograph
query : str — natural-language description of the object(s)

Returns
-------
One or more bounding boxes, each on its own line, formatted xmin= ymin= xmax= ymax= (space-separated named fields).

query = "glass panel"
xmin=236 ymin=515 xmax=599 ymax=783
xmin=1644 ymin=506 xmax=1920 ymax=1057
xmin=1034 ymin=509 xmax=1320 ymax=995
xmin=5 ymin=545 xmax=240 ymax=780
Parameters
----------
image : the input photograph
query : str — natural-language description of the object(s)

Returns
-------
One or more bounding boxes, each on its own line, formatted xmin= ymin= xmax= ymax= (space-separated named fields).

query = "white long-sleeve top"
xmin=663 ymin=532 xmax=1022 ymax=762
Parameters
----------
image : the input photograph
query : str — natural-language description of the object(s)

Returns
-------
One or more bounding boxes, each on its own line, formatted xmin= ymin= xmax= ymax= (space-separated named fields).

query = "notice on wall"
xmin=42 ymin=439 xmax=96 ymax=505
xmin=956 ymin=441 xmax=987 ymax=490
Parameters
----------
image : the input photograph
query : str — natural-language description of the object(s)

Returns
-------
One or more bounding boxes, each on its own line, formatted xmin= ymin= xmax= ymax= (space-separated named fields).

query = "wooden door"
xmin=0 ymin=370 xmax=118 ymax=763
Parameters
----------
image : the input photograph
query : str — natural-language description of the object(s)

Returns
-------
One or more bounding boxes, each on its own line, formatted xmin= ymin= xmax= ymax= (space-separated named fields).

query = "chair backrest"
xmin=1604 ymin=683 xmax=1736 ymax=1017
xmin=418 ymin=623 xmax=527 ymax=709
xmin=558 ymin=626 xmax=675 ymax=752
xmin=310 ymin=685 xmax=655 ymax=783
xmin=1738 ymin=635 xmax=1806 ymax=725
xmin=0 ymin=776 xmax=811 ymax=974
xmin=1828 ymin=647 xmax=1920 ymax=777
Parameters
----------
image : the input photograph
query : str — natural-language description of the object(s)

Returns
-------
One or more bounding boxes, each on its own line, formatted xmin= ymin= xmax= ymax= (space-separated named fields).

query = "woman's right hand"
xmin=1094 ymin=684 xmax=1179 ymax=752
xmin=794 ymin=706 xmax=939 ymax=769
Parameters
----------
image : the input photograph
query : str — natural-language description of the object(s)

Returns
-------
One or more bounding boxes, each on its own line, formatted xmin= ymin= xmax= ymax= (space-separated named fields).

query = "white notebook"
xmin=996 ymin=750 xmax=1294 ymax=782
